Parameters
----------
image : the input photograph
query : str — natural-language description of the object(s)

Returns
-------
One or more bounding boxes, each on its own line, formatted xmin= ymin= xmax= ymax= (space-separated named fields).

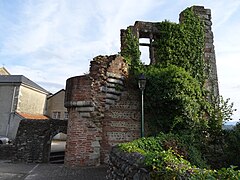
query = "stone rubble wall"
xmin=0 ymin=144 xmax=16 ymax=160
xmin=13 ymin=119 xmax=67 ymax=163
xmin=107 ymin=146 xmax=150 ymax=180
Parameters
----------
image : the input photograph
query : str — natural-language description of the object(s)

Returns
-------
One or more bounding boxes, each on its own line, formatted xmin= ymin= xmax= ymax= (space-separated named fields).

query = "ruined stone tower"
xmin=64 ymin=6 xmax=218 ymax=167
xmin=121 ymin=5 xmax=218 ymax=97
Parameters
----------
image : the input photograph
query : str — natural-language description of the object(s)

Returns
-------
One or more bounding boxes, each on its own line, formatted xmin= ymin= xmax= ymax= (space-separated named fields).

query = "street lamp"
xmin=138 ymin=74 xmax=146 ymax=137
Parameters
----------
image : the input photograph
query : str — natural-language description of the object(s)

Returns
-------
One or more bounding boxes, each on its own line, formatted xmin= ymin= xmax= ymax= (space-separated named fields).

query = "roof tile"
xmin=17 ymin=112 xmax=49 ymax=120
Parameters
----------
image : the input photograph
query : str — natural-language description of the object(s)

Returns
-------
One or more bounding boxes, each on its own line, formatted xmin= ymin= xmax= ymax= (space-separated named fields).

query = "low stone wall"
xmin=14 ymin=119 xmax=67 ymax=163
xmin=0 ymin=144 xmax=16 ymax=160
xmin=107 ymin=146 xmax=150 ymax=180
xmin=0 ymin=119 xmax=67 ymax=162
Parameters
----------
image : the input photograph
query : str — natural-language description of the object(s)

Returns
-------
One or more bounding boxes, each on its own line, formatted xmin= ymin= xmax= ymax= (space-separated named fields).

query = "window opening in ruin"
xmin=50 ymin=132 xmax=67 ymax=164
xmin=139 ymin=38 xmax=151 ymax=65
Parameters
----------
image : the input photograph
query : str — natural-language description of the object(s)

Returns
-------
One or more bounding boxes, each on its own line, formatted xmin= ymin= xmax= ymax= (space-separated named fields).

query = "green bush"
xmin=119 ymin=133 xmax=207 ymax=169
xmin=143 ymin=65 xmax=208 ymax=134
xmin=119 ymin=133 xmax=240 ymax=179
xmin=190 ymin=166 xmax=240 ymax=180
xmin=223 ymin=123 xmax=240 ymax=168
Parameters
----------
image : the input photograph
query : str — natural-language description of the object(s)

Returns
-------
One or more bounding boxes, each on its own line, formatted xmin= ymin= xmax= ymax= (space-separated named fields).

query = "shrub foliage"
xmin=119 ymin=133 xmax=240 ymax=179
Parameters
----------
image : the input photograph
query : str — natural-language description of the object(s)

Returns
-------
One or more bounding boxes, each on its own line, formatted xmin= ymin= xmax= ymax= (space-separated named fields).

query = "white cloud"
xmin=209 ymin=0 xmax=240 ymax=28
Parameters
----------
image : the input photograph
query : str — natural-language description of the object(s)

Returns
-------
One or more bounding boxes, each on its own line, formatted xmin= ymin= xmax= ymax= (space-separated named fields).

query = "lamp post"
xmin=138 ymin=74 xmax=146 ymax=137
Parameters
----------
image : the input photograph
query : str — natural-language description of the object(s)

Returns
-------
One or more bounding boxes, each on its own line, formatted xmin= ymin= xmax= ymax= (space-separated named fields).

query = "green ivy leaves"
xmin=143 ymin=65 xmax=206 ymax=133
xmin=121 ymin=28 xmax=142 ymax=75
xmin=154 ymin=8 xmax=205 ymax=85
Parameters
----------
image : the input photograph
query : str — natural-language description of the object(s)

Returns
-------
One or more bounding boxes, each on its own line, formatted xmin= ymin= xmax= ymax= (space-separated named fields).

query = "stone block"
xmin=105 ymin=99 xmax=116 ymax=105
xmin=101 ymin=86 xmax=122 ymax=95
xmin=91 ymin=141 xmax=100 ymax=147
xmin=106 ymin=93 xmax=120 ymax=100
xmin=89 ymin=153 xmax=100 ymax=160
xmin=204 ymin=20 xmax=212 ymax=26
xmin=205 ymin=8 xmax=211 ymax=15
xmin=107 ymin=78 xmax=124 ymax=85
xmin=76 ymin=106 xmax=94 ymax=112
xmin=107 ymin=72 xmax=125 ymax=80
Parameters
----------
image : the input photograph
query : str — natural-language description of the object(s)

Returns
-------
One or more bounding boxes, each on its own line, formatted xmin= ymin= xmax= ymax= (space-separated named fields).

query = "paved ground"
xmin=0 ymin=160 xmax=108 ymax=180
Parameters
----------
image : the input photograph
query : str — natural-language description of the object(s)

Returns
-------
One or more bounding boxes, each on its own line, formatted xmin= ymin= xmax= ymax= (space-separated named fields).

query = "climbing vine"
xmin=121 ymin=27 xmax=142 ymax=75
xmin=153 ymin=8 xmax=206 ymax=85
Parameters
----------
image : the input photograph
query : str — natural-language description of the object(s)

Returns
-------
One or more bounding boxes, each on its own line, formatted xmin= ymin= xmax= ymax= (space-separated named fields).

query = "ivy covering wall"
xmin=121 ymin=7 xmax=215 ymax=134
xmin=121 ymin=27 xmax=142 ymax=75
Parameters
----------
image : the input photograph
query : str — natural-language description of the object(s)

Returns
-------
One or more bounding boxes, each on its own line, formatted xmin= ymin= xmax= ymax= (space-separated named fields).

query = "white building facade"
xmin=0 ymin=75 xmax=49 ymax=139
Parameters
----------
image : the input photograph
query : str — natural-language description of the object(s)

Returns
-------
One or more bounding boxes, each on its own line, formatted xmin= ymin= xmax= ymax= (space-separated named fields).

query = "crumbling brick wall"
xmin=64 ymin=55 xmax=141 ymax=167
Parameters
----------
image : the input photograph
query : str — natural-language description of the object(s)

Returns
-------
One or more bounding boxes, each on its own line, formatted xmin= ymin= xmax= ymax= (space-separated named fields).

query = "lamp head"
xmin=138 ymin=74 xmax=146 ymax=91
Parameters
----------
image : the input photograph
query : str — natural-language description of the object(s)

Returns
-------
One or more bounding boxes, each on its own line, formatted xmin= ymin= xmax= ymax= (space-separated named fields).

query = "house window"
xmin=64 ymin=112 xmax=68 ymax=120
xmin=52 ymin=112 xmax=61 ymax=119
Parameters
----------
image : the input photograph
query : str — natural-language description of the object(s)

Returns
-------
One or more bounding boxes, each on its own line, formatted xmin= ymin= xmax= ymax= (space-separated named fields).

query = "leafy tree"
xmin=144 ymin=65 xmax=207 ymax=134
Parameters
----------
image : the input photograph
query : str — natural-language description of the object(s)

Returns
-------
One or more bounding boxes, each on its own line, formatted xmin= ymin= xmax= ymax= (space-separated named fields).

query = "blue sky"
xmin=0 ymin=0 xmax=240 ymax=123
